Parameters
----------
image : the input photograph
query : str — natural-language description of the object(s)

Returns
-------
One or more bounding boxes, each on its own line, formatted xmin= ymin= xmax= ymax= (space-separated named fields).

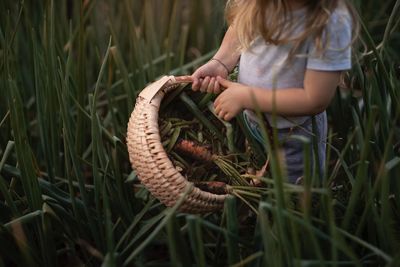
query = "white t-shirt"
xmin=238 ymin=6 xmax=352 ymax=128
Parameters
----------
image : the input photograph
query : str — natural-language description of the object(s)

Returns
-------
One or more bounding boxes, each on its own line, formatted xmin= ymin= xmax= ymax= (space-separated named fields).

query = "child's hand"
xmin=214 ymin=76 xmax=249 ymax=121
xmin=191 ymin=60 xmax=228 ymax=93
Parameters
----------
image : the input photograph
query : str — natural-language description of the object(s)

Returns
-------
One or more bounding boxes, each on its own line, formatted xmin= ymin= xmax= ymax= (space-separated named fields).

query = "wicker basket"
xmin=126 ymin=76 xmax=228 ymax=213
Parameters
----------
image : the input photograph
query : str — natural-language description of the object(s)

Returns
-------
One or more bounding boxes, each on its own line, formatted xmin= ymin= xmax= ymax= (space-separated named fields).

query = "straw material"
xmin=126 ymin=76 xmax=228 ymax=213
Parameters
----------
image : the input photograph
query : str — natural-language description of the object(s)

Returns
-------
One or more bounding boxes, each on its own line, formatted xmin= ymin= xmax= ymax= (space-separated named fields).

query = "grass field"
xmin=1 ymin=0 xmax=400 ymax=266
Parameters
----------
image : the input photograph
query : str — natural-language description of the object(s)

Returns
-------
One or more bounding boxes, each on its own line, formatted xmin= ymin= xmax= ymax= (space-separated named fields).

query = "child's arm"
xmin=212 ymin=26 xmax=241 ymax=73
xmin=191 ymin=26 xmax=241 ymax=93
xmin=214 ymin=70 xmax=341 ymax=121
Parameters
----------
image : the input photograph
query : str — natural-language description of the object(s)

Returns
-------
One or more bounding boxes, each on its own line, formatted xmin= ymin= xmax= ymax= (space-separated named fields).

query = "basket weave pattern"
xmin=126 ymin=76 xmax=228 ymax=213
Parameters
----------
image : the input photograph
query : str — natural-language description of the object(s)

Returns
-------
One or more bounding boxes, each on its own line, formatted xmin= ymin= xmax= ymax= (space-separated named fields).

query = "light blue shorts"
xmin=243 ymin=110 xmax=327 ymax=184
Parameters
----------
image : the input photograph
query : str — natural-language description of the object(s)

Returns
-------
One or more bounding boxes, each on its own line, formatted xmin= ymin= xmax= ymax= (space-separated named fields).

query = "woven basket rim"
xmin=126 ymin=75 xmax=229 ymax=213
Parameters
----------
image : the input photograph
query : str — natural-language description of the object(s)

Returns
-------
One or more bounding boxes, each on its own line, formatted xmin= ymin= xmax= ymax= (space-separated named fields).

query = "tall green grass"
xmin=1 ymin=0 xmax=400 ymax=266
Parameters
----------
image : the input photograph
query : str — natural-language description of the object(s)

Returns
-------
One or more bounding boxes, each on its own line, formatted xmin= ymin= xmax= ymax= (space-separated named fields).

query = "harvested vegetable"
xmin=159 ymin=84 xmax=268 ymax=212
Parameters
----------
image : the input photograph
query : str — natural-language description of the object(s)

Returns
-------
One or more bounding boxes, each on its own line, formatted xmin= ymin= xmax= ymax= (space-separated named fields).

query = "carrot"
xmin=174 ymin=139 xmax=214 ymax=162
xmin=174 ymin=139 xmax=248 ymax=186
xmin=193 ymin=181 xmax=228 ymax=195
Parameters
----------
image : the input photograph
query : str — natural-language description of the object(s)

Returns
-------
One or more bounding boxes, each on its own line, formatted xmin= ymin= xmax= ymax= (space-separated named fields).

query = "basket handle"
xmin=139 ymin=75 xmax=193 ymax=103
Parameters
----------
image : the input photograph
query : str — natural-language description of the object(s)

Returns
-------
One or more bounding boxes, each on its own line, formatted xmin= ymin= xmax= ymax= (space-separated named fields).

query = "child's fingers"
xmin=191 ymin=77 xmax=200 ymax=91
xmin=207 ymin=77 xmax=216 ymax=93
xmin=215 ymin=105 xmax=223 ymax=118
xmin=223 ymin=113 xmax=232 ymax=121
xmin=218 ymin=110 xmax=228 ymax=120
xmin=214 ymin=80 xmax=222 ymax=94
xmin=214 ymin=94 xmax=221 ymax=107
xmin=199 ymin=76 xmax=210 ymax=92
xmin=214 ymin=101 xmax=221 ymax=114
xmin=216 ymin=76 xmax=232 ymax=89
xmin=215 ymin=102 xmax=228 ymax=121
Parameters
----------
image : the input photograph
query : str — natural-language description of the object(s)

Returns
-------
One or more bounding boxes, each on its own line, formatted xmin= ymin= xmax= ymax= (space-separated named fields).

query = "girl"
xmin=191 ymin=0 xmax=358 ymax=184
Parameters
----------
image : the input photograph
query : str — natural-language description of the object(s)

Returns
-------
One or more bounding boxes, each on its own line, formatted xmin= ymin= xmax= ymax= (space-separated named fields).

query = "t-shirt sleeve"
xmin=307 ymin=8 xmax=352 ymax=71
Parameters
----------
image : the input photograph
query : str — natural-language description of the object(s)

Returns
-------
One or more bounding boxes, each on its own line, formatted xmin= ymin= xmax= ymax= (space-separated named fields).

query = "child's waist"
xmin=244 ymin=109 xmax=311 ymax=130
xmin=265 ymin=114 xmax=310 ymax=129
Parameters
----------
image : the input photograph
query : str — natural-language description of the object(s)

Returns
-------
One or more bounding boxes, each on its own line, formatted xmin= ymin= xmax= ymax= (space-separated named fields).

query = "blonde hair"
xmin=226 ymin=0 xmax=359 ymax=57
